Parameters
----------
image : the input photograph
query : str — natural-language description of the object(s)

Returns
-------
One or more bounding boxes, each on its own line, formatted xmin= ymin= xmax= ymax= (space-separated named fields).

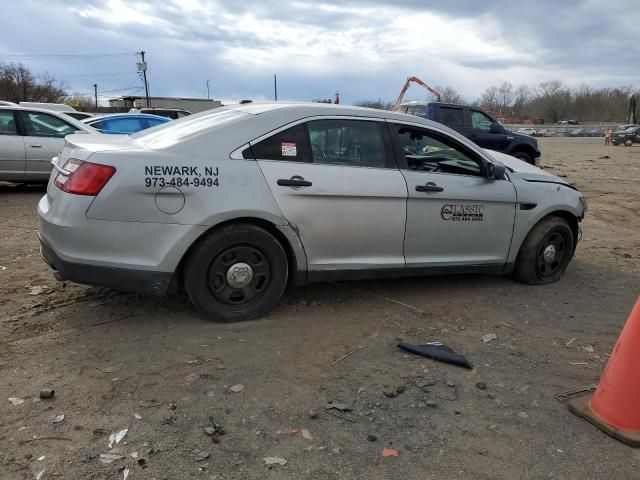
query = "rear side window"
xmin=105 ymin=118 xmax=144 ymax=133
xmin=439 ymin=107 xmax=464 ymax=127
xmin=251 ymin=124 xmax=311 ymax=162
xmin=307 ymin=119 xmax=386 ymax=168
xmin=0 ymin=111 xmax=17 ymax=135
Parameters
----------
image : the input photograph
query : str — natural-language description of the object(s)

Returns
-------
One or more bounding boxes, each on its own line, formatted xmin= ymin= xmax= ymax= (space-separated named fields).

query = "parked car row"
xmin=0 ymin=104 xmax=173 ymax=182
xmin=610 ymin=126 xmax=640 ymax=146
xmin=515 ymin=127 xmax=606 ymax=137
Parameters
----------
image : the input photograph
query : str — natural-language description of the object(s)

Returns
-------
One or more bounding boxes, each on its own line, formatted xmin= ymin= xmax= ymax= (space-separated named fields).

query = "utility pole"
xmin=93 ymin=83 xmax=98 ymax=108
xmin=138 ymin=51 xmax=150 ymax=107
xmin=206 ymin=79 xmax=210 ymax=100
xmin=274 ymin=74 xmax=278 ymax=101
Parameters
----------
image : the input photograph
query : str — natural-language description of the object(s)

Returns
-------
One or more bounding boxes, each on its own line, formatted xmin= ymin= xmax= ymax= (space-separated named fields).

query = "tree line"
xmin=357 ymin=81 xmax=638 ymax=123
xmin=0 ymin=63 xmax=67 ymax=104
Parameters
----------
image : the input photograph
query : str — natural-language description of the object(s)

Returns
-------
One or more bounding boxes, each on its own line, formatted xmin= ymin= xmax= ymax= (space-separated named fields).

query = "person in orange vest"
xmin=605 ymin=128 xmax=612 ymax=145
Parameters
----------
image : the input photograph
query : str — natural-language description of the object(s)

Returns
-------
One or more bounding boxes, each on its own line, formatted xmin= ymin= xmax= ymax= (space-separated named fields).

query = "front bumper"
xmin=40 ymin=237 xmax=173 ymax=295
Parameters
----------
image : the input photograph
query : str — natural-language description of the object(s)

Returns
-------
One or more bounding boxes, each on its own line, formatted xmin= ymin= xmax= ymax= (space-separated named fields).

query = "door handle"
xmin=30 ymin=144 xmax=43 ymax=148
xmin=277 ymin=176 xmax=312 ymax=188
xmin=415 ymin=182 xmax=444 ymax=193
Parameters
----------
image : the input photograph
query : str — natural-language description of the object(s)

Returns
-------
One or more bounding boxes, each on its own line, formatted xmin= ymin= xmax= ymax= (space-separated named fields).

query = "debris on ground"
xmin=192 ymin=449 xmax=210 ymax=461
xmin=27 ymin=285 xmax=51 ymax=296
xmin=229 ymin=384 xmax=244 ymax=393
xmin=275 ymin=429 xmax=299 ymax=436
xmin=123 ymin=467 xmax=130 ymax=480
xmin=35 ymin=469 xmax=45 ymax=480
xmin=481 ymin=333 xmax=498 ymax=343
xmin=108 ymin=429 xmax=128 ymax=449
xmin=331 ymin=345 xmax=367 ymax=365
xmin=416 ymin=378 xmax=436 ymax=388
xmin=301 ymin=429 xmax=313 ymax=440
xmin=52 ymin=414 xmax=65 ymax=423
xmin=398 ymin=342 xmax=473 ymax=369
xmin=8 ymin=397 xmax=24 ymax=405
xmin=263 ymin=457 xmax=287 ymax=466
xmin=133 ymin=413 xmax=142 ymax=420
xmin=99 ymin=453 xmax=125 ymax=464
xmin=205 ymin=416 xmax=225 ymax=436
xmin=325 ymin=401 xmax=353 ymax=412
xmin=383 ymin=385 xmax=406 ymax=398
xmin=476 ymin=382 xmax=487 ymax=390
xmin=566 ymin=338 xmax=577 ymax=347
xmin=39 ymin=389 xmax=55 ymax=399
xmin=367 ymin=434 xmax=377 ymax=442
xmin=309 ymin=409 xmax=319 ymax=419
xmin=381 ymin=448 xmax=399 ymax=457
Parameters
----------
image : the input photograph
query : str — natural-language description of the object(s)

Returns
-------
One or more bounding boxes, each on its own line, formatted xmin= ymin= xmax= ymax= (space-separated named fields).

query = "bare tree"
xmin=434 ymin=85 xmax=464 ymax=104
xmin=354 ymin=99 xmax=395 ymax=110
xmin=0 ymin=63 xmax=67 ymax=103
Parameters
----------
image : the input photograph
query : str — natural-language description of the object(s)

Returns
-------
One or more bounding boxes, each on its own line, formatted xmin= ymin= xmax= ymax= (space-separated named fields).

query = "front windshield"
xmin=624 ymin=127 xmax=638 ymax=133
xmin=133 ymin=108 xmax=247 ymax=148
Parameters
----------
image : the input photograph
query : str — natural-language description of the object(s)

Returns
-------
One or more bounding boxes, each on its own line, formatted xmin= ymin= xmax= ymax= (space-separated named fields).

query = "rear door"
xmin=254 ymin=117 xmax=408 ymax=273
xmin=389 ymin=122 xmax=517 ymax=268
xmin=0 ymin=110 xmax=26 ymax=180
xmin=466 ymin=108 xmax=510 ymax=151
xmin=19 ymin=111 xmax=79 ymax=180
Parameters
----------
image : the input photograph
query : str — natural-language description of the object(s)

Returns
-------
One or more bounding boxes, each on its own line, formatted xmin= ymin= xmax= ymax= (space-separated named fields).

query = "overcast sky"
xmin=2 ymin=0 xmax=638 ymax=104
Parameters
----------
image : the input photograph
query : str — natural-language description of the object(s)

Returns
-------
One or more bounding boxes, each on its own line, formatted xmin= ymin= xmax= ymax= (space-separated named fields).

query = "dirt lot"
xmin=1 ymin=137 xmax=639 ymax=480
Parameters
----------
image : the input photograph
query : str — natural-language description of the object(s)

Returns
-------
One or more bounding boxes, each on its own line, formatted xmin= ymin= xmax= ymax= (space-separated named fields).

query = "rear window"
xmin=439 ymin=107 xmax=464 ymax=127
xmin=134 ymin=109 xmax=246 ymax=148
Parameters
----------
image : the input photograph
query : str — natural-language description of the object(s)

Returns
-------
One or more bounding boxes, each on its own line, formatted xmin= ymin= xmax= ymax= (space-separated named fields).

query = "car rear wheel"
xmin=513 ymin=216 xmax=574 ymax=285
xmin=624 ymin=139 xmax=633 ymax=147
xmin=184 ymin=224 xmax=288 ymax=322
xmin=511 ymin=151 xmax=533 ymax=164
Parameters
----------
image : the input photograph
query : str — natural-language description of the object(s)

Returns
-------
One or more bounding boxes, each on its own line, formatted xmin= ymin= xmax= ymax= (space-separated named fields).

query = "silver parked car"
xmin=0 ymin=106 xmax=96 ymax=182
xmin=38 ymin=103 xmax=587 ymax=321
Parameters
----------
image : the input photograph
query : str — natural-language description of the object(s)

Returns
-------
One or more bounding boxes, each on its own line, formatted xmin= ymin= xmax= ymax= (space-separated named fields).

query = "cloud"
xmin=0 ymin=0 xmax=638 ymax=103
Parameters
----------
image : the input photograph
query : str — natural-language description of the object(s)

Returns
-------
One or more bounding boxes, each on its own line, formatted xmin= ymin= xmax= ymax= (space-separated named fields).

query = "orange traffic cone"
xmin=568 ymin=296 xmax=640 ymax=446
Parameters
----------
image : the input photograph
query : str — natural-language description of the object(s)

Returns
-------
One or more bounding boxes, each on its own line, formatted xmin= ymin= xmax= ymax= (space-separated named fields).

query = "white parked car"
xmin=0 ymin=106 xmax=97 ymax=183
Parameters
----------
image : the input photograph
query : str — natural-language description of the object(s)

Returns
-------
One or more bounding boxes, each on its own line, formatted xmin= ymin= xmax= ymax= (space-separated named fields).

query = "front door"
xmin=389 ymin=122 xmax=517 ymax=267
xmin=19 ymin=110 xmax=77 ymax=180
xmin=0 ymin=110 xmax=26 ymax=179
xmin=253 ymin=118 xmax=408 ymax=272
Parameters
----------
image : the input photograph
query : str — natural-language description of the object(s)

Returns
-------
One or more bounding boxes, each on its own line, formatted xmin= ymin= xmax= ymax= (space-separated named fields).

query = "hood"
xmin=483 ymin=149 xmax=574 ymax=187
xmin=65 ymin=133 xmax=145 ymax=153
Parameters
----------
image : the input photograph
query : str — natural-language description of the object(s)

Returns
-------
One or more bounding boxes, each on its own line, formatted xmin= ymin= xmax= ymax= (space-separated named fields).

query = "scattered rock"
xmin=367 ymin=434 xmax=377 ymax=442
xmin=383 ymin=389 xmax=398 ymax=398
xmin=8 ymin=397 xmax=24 ymax=406
xmin=230 ymin=384 xmax=244 ymax=393
xmin=133 ymin=413 xmax=142 ymax=420
xmin=481 ymin=333 xmax=497 ymax=343
xmin=185 ymin=373 xmax=199 ymax=383
xmin=476 ymin=382 xmax=487 ymax=390
xmin=301 ymin=429 xmax=313 ymax=440
xmin=263 ymin=457 xmax=287 ymax=466
xmin=426 ymin=400 xmax=437 ymax=408
xmin=309 ymin=409 xmax=319 ymax=419
xmin=52 ymin=414 xmax=65 ymax=423
xmin=203 ymin=426 xmax=216 ymax=436
xmin=518 ymin=411 xmax=529 ymax=419
xmin=192 ymin=449 xmax=210 ymax=461
xmin=325 ymin=401 xmax=352 ymax=411
xmin=416 ymin=378 xmax=436 ymax=388
xmin=99 ymin=453 xmax=124 ymax=464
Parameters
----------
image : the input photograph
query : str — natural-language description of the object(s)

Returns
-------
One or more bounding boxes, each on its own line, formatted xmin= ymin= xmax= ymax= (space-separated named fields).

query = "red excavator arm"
xmin=393 ymin=76 xmax=441 ymax=110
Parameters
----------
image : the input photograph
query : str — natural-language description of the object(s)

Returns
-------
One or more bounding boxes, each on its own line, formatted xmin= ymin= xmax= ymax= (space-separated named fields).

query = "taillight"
xmin=54 ymin=159 xmax=115 ymax=196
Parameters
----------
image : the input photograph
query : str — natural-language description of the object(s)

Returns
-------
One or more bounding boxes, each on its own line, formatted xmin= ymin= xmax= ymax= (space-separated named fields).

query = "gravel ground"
xmin=0 ymin=137 xmax=639 ymax=479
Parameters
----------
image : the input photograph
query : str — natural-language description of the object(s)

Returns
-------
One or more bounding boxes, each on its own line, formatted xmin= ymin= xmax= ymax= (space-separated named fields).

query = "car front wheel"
xmin=511 ymin=151 xmax=533 ymax=165
xmin=514 ymin=216 xmax=574 ymax=285
xmin=624 ymin=139 xmax=633 ymax=147
xmin=184 ymin=224 xmax=288 ymax=322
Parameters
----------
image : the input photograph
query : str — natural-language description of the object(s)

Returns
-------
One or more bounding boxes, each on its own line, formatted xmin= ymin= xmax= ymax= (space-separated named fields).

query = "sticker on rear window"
xmin=281 ymin=142 xmax=297 ymax=157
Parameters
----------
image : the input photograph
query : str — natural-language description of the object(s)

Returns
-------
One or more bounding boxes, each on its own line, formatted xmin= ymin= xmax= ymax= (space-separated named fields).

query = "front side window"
xmin=251 ymin=123 xmax=311 ymax=162
xmin=21 ymin=111 xmax=77 ymax=137
xmin=307 ymin=119 xmax=386 ymax=168
xmin=0 ymin=111 xmax=17 ymax=135
xmin=440 ymin=107 xmax=464 ymax=127
xmin=393 ymin=124 xmax=482 ymax=176
xmin=470 ymin=110 xmax=494 ymax=132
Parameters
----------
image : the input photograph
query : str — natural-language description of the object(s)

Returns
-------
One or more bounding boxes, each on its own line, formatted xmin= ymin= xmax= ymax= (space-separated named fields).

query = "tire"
xmin=513 ymin=216 xmax=574 ymax=285
xmin=183 ymin=223 xmax=288 ymax=322
xmin=511 ymin=151 xmax=533 ymax=165
xmin=624 ymin=139 xmax=633 ymax=147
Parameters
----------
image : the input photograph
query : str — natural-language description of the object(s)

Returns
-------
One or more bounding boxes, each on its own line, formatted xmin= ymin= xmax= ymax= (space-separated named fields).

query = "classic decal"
xmin=441 ymin=204 xmax=484 ymax=222
xmin=143 ymin=165 xmax=219 ymax=188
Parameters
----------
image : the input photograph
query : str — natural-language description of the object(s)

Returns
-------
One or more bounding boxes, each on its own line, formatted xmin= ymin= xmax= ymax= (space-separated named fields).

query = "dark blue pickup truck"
xmin=397 ymin=101 xmax=541 ymax=165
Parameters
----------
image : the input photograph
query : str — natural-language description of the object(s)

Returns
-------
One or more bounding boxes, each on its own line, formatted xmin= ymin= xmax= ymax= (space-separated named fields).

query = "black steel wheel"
xmin=184 ymin=224 xmax=288 ymax=321
xmin=514 ymin=216 xmax=574 ymax=285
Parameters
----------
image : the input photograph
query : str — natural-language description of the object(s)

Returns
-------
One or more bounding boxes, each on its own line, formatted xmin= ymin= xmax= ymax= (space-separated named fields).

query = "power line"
xmin=2 ymin=52 xmax=137 ymax=60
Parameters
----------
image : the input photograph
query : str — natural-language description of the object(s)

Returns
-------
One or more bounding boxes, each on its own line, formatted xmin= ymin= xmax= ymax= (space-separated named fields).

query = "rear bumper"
xmin=39 ymin=236 xmax=173 ymax=295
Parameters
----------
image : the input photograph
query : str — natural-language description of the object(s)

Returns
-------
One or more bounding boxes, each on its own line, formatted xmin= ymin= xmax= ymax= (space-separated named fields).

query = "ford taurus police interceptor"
xmin=38 ymin=103 xmax=587 ymax=321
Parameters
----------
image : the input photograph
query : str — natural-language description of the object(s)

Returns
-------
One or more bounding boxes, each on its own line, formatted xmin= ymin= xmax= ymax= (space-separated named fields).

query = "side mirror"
xmin=487 ymin=162 xmax=506 ymax=180
xmin=489 ymin=123 xmax=502 ymax=134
